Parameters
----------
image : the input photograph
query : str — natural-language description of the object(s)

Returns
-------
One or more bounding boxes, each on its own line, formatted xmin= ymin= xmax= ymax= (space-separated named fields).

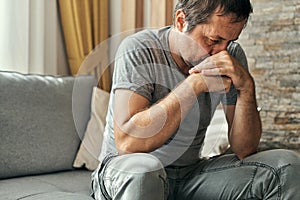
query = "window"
xmin=0 ymin=0 xmax=68 ymax=75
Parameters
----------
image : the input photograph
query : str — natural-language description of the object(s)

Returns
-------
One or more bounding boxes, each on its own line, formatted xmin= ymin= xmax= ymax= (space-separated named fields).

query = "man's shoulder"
xmin=227 ymin=42 xmax=246 ymax=59
xmin=227 ymin=41 xmax=248 ymax=69
xmin=227 ymin=41 xmax=242 ymax=53
xmin=129 ymin=26 xmax=170 ymax=40
xmin=119 ymin=26 xmax=171 ymax=50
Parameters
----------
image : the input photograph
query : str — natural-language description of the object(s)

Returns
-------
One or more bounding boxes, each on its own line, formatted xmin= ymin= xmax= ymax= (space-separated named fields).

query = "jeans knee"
xmin=272 ymin=149 xmax=299 ymax=167
xmin=104 ymin=153 xmax=168 ymax=199
xmin=244 ymin=150 xmax=300 ymax=199
xmin=245 ymin=149 xmax=300 ymax=169
xmin=107 ymin=153 xmax=165 ymax=174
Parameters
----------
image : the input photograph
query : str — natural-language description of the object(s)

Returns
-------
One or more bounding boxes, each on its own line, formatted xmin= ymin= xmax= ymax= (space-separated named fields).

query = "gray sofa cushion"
xmin=0 ymin=170 xmax=93 ymax=200
xmin=0 ymin=71 xmax=97 ymax=179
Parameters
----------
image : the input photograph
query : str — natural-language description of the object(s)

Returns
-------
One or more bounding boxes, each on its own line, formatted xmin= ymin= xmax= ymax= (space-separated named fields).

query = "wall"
xmin=238 ymin=0 xmax=300 ymax=150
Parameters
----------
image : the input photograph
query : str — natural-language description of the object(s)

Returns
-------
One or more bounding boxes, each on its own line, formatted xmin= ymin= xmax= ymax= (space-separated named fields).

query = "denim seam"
xmin=242 ymin=162 xmax=292 ymax=199
xmin=274 ymin=164 xmax=291 ymax=199
xmin=173 ymin=180 xmax=181 ymax=200
xmin=242 ymin=162 xmax=285 ymax=199
xmin=198 ymin=161 xmax=286 ymax=199
xmin=199 ymin=164 xmax=258 ymax=200
xmin=249 ymin=166 xmax=258 ymax=199
xmin=241 ymin=162 xmax=278 ymax=176
xmin=198 ymin=161 xmax=283 ymax=177
xmin=200 ymin=162 xmax=243 ymax=174
xmin=99 ymin=153 xmax=119 ymax=200
xmin=159 ymin=174 xmax=169 ymax=200
xmin=100 ymin=164 xmax=112 ymax=200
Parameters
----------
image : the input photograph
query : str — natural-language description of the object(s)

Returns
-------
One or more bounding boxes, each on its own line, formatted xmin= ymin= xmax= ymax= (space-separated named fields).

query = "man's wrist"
xmin=237 ymin=86 xmax=257 ymax=105
xmin=186 ymin=73 xmax=206 ymax=94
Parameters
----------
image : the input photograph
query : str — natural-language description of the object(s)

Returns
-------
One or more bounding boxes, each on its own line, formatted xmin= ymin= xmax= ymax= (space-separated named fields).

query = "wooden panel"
xmin=121 ymin=0 xmax=144 ymax=32
xmin=97 ymin=0 xmax=109 ymax=43
xmin=165 ymin=0 xmax=174 ymax=26
xmin=150 ymin=0 xmax=173 ymax=28
xmin=121 ymin=0 xmax=136 ymax=31
xmin=135 ymin=0 xmax=144 ymax=29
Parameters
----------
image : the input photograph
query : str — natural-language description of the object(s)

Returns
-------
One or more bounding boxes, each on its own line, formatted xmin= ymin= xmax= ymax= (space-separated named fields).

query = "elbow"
xmin=114 ymin=123 xmax=158 ymax=154
xmin=116 ymin=143 xmax=133 ymax=155
xmin=115 ymin=131 xmax=136 ymax=154
xmin=234 ymin=147 xmax=258 ymax=160
xmin=114 ymin=123 xmax=136 ymax=154
xmin=230 ymin=132 xmax=261 ymax=160
xmin=230 ymin=137 xmax=260 ymax=160
xmin=115 ymin=131 xmax=153 ymax=154
xmin=116 ymin=139 xmax=152 ymax=155
xmin=236 ymin=152 xmax=253 ymax=160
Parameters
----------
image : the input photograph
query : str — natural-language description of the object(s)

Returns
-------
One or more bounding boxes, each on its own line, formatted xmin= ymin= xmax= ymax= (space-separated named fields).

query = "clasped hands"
xmin=188 ymin=50 xmax=253 ymax=94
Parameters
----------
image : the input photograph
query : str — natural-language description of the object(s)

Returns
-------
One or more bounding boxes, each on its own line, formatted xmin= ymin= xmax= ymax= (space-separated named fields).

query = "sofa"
xmin=2 ymin=70 xmax=297 ymax=200
xmin=0 ymin=70 xmax=233 ymax=200
xmin=0 ymin=70 xmax=109 ymax=200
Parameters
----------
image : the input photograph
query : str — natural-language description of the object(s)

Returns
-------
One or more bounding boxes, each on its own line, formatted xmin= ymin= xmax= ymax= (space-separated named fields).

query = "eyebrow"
xmin=212 ymin=35 xmax=239 ymax=41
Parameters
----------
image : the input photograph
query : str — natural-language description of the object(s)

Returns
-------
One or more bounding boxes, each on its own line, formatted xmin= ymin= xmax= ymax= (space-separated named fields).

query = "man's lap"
xmin=172 ymin=149 xmax=300 ymax=199
xmin=92 ymin=149 xmax=300 ymax=200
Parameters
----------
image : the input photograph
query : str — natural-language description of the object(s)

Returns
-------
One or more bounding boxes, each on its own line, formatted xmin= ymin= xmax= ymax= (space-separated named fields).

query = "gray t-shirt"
xmin=100 ymin=26 xmax=248 ymax=167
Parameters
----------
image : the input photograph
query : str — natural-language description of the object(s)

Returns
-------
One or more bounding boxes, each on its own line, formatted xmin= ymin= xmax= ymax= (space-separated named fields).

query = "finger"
xmin=197 ymin=58 xmax=216 ymax=70
xmin=202 ymin=64 xmax=234 ymax=78
xmin=189 ymin=59 xmax=216 ymax=74
xmin=201 ymin=68 xmax=221 ymax=76
xmin=188 ymin=68 xmax=201 ymax=74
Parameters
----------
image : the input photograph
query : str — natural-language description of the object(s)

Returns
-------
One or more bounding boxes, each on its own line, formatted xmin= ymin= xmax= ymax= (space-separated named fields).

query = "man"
xmin=92 ymin=0 xmax=300 ymax=199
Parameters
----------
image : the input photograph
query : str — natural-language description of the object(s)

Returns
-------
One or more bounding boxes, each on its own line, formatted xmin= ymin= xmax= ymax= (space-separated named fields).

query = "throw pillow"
xmin=200 ymin=109 xmax=230 ymax=158
xmin=73 ymin=87 xmax=110 ymax=170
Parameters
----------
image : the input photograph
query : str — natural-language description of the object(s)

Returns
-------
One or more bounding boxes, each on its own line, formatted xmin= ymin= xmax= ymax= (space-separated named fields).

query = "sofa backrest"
xmin=0 ymin=71 xmax=97 ymax=179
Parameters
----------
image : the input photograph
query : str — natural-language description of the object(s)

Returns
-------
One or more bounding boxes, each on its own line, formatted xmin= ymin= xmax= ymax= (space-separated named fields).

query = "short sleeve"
xmin=112 ymin=37 xmax=155 ymax=102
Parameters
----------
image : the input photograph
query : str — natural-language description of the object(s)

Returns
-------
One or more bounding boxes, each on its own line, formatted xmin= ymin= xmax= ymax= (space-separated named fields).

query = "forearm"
xmin=115 ymin=74 xmax=204 ymax=153
xmin=229 ymin=84 xmax=262 ymax=159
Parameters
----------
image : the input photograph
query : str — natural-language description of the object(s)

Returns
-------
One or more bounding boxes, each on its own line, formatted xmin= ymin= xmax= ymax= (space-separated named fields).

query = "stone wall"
xmin=238 ymin=0 xmax=300 ymax=151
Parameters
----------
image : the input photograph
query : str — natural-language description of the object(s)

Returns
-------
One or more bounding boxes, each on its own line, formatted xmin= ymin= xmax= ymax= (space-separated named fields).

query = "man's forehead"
xmin=206 ymin=14 xmax=246 ymax=41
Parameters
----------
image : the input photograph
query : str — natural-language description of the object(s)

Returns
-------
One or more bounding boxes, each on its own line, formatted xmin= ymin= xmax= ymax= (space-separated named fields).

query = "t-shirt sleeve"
xmin=112 ymin=37 xmax=155 ymax=102
xmin=221 ymin=42 xmax=249 ymax=105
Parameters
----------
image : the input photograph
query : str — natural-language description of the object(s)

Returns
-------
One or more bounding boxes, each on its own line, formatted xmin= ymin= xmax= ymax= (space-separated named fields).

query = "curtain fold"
xmin=151 ymin=0 xmax=173 ymax=28
xmin=58 ymin=0 xmax=111 ymax=91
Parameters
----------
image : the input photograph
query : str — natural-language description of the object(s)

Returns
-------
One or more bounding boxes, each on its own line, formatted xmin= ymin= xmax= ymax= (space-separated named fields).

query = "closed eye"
xmin=208 ymin=38 xmax=222 ymax=45
xmin=211 ymin=39 xmax=221 ymax=43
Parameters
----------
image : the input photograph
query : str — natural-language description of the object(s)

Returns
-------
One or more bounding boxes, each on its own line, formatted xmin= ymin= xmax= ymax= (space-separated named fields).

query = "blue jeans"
xmin=91 ymin=149 xmax=300 ymax=200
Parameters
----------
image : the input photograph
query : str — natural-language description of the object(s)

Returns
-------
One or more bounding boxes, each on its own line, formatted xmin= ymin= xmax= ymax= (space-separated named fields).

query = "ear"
xmin=174 ymin=9 xmax=187 ymax=32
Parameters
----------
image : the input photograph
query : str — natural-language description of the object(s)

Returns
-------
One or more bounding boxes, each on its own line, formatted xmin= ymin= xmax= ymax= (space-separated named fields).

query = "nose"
xmin=211 ymin=42 xmax=229 ymax=55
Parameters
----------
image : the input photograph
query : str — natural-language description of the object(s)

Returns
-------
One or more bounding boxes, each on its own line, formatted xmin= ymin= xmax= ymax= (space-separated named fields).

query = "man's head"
xmin=169 ymin=0 xmax=253 ymax=73
xmin=173 ymin=0 xmax=253 ymax=32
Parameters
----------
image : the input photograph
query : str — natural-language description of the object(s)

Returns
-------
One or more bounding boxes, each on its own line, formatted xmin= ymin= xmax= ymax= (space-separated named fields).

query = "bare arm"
xmin=224 ymin=95 xmax=261 ymax=160
xmin=191 ymin=50 xmax=262 ymax=159
xmin=114 ymin=73 xmax=232 ymax=154
xmin=223 ymin=61 xmax=262 ymax=159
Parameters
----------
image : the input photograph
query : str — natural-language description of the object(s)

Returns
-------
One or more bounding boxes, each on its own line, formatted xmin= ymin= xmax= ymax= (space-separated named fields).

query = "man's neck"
xmin=168 ymin=28 xmax=192 ymax=75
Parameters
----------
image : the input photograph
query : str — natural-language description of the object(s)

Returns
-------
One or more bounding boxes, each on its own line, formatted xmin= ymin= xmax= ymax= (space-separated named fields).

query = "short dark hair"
xmin=174 ymin=0 xmax=253 ymax=32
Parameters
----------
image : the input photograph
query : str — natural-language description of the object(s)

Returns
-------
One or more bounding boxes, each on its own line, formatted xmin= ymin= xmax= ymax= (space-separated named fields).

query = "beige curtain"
xmin=150 ymin=0 xmax=173 ymax=28
xmin=121 ymin=0 xmax=144 ymax=32
xmin=58 ymin=0 xmax=111 ymax=91
xmin=121 ymin=0 xmax=173 ymax=31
